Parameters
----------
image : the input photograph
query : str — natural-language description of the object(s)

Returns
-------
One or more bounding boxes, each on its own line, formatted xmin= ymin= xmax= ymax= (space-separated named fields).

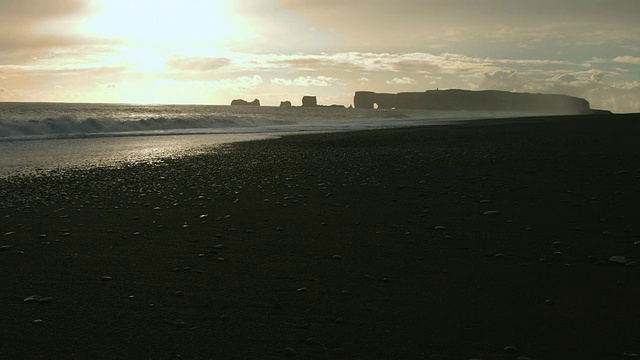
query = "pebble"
xmin=23 ymin=295 xmax=42 ymax=303
xmin=101 ymin=276 xmax=112 ymax=282
xmin=609 ymin=256 xmax=629 ymax=265
xmin=483 ymin=211 xmax=500 ymax=215
xmin=504 ymin=345 xmax=518 ymax=353
xmin=434 ymin=226 xmax=446 ymax=230
xmin=3 ymin=231 xmax=15 ymax=236
xmin=480 ymin=199 xmax=492 ymax=203
xmin=32 ymin=319 xmax=44 ymax=325
xmin=214 ymin=244 xmax=226 ymax=249
xmin=0 ymin=245 xmax=14 ymax=251
xmin=297 ymin=287 xmax=307 ymax=293
xmin=332 ymin=255 xmax=343 ymax=260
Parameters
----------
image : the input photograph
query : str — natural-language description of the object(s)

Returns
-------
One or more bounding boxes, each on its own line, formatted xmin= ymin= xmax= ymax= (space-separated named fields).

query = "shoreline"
xmin=1 ymin=113 xmax=639 ymax=359
xmin=2 ymin=112 xmax=632 ymax=179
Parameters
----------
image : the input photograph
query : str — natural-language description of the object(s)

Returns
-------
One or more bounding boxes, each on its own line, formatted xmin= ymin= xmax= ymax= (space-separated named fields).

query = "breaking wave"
xmin=0 ymin=114 xmax=299 ymax=140
xmin=0 ymin=102 xmax=528 ymax=141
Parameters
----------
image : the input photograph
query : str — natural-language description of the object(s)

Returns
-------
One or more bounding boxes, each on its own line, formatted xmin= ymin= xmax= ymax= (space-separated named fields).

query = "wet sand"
xmin=1 ymin=114 xmax=639 ymax=359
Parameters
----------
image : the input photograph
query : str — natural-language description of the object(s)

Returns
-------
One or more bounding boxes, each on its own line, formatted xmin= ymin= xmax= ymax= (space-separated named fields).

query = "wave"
xmin=0 ymin=103 xmax=533 ymax=142
xmin=0 ymin=114 xmax=298 ymax=141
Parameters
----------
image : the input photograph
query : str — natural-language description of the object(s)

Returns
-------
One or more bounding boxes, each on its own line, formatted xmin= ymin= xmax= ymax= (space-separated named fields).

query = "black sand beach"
xmin=1 ymin=114 xmax=639 ymax=359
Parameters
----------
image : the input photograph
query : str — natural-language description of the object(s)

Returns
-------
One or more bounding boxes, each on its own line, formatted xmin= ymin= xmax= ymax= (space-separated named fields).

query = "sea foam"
xmin=0 ymin=102 xmax=520 ymax=141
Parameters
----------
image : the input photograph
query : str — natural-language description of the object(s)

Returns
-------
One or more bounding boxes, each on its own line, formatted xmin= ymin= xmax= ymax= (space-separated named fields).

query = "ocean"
xmin=0 ymin=102 xmax=524 ymax=177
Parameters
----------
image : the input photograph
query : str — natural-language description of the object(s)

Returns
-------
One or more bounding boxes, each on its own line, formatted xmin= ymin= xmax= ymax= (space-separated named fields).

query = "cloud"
xmin=552 ymin=74 xmax=579 ymax=83
xmin=480 ymin=71 xmax=524 ymax=91
xmin=613 ymin=56 xmax=640 ymax=65
xmin=0 ymin=0 xmax=82 ymax=54
xmin=251 ymin=52 xmax=499 ymax=75
xmin=386 ymin=77 xmax=416 ymax=85
xmin=272 ymin=76 xmax=343 ymax=87
xmin=392 ymin=60 xmax=441 ymax=74
xmin=279 ymin=0 xmax=640 ymax=53
xmin=99 ymin=82 xmax=119 ymax=89
xmin=167 ymin=57 xmax=232 ymax=72
xmin=213 ymin=75 xmax=263 ymax=91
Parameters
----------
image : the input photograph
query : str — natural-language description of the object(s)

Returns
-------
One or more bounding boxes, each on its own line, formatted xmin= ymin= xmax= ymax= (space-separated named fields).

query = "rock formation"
xmin=279 ymin=101 xmax=292 ymax=108
xmin=301 ymin=96 xmax=318 ymax=107
xmin=353 ymin=89 xmax=592 ymax=114
xmin=231 ymin=99 xmax=260 ymax=106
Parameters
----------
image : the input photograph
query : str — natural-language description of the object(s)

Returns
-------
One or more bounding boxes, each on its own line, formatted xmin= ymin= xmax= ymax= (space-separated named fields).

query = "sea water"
xmin=0 ymin=102 xmax=523 ymax=177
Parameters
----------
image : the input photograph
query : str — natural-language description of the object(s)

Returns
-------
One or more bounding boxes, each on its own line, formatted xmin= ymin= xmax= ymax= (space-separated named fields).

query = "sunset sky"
xmin=1 ymin=0 xmax=639 ymax=112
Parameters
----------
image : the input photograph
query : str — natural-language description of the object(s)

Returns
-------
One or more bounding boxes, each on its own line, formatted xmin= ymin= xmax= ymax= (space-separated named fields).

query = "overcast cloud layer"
xmin=0 ymin=0 xmax=639 ymax=112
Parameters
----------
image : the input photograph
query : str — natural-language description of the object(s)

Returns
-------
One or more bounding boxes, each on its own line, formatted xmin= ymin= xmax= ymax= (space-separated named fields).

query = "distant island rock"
xmin=301 ymin=96 xmax=318 ymax=107
xmin=354 ymin=89 xmax=593 ymax=114
xmin=231 ymin=98 xmax=260 ymax=106
xmin=280 ymin=101 xmax=292 ymax=108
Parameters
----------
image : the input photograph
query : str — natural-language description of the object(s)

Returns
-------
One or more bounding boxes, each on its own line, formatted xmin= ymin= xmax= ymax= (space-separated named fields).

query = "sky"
xmin=1 ymin=0 xmax=639 ymax=112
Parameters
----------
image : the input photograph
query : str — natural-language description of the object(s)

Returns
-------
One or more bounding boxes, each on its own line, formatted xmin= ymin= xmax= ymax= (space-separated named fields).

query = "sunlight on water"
xmin=0 ymin=133 xmax=274 ymax=177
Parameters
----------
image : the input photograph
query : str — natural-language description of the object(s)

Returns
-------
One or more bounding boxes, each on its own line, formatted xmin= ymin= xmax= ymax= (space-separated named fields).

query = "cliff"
xmin=354 ymin=89 xmax=592 ymax=114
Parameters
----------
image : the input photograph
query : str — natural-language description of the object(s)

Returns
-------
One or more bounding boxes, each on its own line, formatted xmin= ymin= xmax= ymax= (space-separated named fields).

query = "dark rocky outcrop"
xmin=279 ymin=101 xmax=292 ymax=108
xmin=354 ymin=89 xmax=593 ymax=114
xmin=301 ymin=96 xmax=318 ymax=107
xmin=231 ymin=99 xmax=260 ymax=106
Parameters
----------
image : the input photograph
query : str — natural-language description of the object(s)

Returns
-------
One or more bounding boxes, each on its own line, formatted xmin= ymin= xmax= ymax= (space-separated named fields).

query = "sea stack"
xmin=231 ymin=99 xmax=261 ymax=106
xmin=301 ymin=96 xmax=318 ymax=107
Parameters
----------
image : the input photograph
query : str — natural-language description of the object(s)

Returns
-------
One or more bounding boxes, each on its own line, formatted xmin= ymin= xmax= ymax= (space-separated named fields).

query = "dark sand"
xmin=1 ymin=114 xmax=639 ymax=359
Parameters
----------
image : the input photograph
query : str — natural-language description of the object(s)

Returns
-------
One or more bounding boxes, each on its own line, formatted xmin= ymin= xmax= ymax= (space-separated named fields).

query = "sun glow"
xmin=80 ymin=0 xmax=241 ymax=45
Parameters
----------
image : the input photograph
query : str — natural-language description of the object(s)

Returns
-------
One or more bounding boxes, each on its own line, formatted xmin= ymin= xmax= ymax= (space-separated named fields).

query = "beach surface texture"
xmin=1 ymin=114 xmax=639 ymax=359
